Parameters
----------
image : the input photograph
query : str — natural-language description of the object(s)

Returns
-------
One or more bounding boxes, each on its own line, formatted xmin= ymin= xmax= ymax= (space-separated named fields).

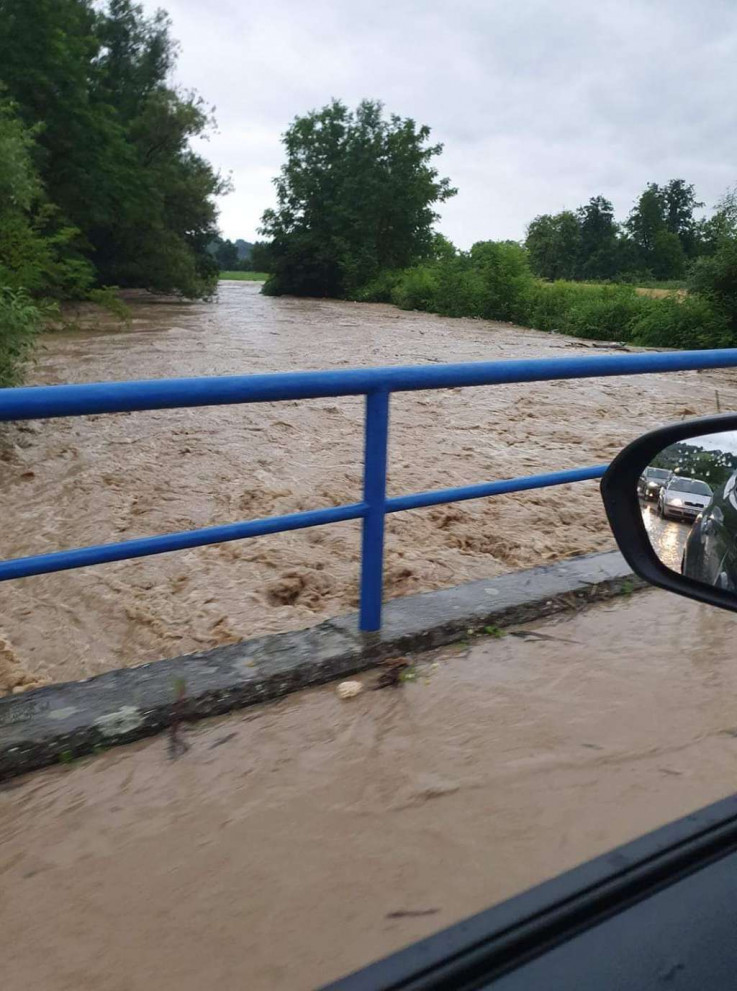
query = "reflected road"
xmin=640 ymin=499 xmax=693 ymax=572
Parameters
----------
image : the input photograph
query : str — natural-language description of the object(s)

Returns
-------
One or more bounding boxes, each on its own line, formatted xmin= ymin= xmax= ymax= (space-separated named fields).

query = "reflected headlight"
xmin=647 ymin=482 xmax=659 ymax=488
xmin=669 ymin=497 xmax=683 ymax=506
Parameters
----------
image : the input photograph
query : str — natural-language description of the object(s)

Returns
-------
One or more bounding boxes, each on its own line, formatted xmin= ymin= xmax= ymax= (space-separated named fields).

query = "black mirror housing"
xmin=601 ymin=414 xmax=737 ymax=614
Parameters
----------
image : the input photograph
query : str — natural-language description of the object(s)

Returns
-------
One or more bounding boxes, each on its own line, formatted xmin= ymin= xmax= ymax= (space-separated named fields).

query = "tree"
xmin=234 ymin=239 xmax=253 ymax=264
xmin=697 ymin=188 xmax=737 ymax=256
xmin=212 ymin=238 xmax=239 ymax=270
xmin=0 ymin=99 xmax=69 ymax=385
xmin=662 ymin=179 xmax=703 ymax=258
xmin=0 ymin=96 xmax=93 ymax=297
xmin=690 ymin=235 xmax=737 ymax=334
xmin=651 ymin=229 xmax=686 ymax=280
xmin=626 ymin=180 xmax=699 ymax=278
xmin=249 ymin=241 xmax=274 ymax=273
xmin=576 ymin=197 xmax=619 ymax=280
xmin=525 ymin=211 xmax=581 ymax=280
xmin=0 ymin=0 xmax=225 ymax=298
xmin=260 ymin=99 xmax=456 ymax=297
xmin=626 ymin=184 xmax=666 ymax=258
xmin=95 ymin=0 xmax=174 ymax=122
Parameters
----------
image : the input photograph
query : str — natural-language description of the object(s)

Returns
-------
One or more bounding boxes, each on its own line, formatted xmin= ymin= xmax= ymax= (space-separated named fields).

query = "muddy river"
xmin=3 ymin=591 xmax=737 ymax=990
xmin=2 ymin=281 xmax=737 ymax=693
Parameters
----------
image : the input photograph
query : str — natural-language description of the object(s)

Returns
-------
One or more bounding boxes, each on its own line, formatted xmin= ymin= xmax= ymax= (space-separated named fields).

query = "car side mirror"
xmin=601 ymin=415 xmax=737 ymax=613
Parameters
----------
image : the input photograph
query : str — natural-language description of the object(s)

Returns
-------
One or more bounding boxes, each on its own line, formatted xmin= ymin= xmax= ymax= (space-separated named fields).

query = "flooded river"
xmin=3 ymin=591 xmax=737 ymax=989
xmin=2 ymin=281 xmax=737 ymax=692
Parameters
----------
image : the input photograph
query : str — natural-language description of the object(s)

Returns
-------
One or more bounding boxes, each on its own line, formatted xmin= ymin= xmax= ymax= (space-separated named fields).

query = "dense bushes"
xmin=354 ymin=239 xmax=737 ymax=350
xmin=629 ymin=296 xmax=731 ymax=349
xmin=689 ymin=237 xmax=737 ymax=335
xmin=0 ymin=289 xmax=47 ymax=388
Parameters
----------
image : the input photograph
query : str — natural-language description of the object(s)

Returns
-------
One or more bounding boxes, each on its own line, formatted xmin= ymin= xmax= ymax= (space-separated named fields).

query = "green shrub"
xmin=351 ymin=269 xmax=403 ymax=303
xmin=432 ymin=259 xmax=486 ymax=317
xmin=0 ymin=287 xmax=47 ymax=387
xmin=390 ymin=265 xmax=439 ymax=311
xmin=689 ymin=236 xmax=737 ymax=333
xmin=560 ymin=284 xmax=645 ymax=341
xmin=629 ymin=295 xmax=731 ymax=349
xmin=467 ymin=241 xmax=536 ymax=323
xmin=386 ymin=241 xmax=536 ymax=323
xmin=526 ymin=281 xmax=582 ymax=331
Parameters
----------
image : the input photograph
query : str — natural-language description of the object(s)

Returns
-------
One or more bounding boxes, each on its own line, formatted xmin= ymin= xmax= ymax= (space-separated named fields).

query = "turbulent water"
xmin=1 ymin=281 xmax=736 ymax=692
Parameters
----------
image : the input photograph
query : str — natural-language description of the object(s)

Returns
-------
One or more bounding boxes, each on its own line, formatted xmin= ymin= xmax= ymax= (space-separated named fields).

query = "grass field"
xmin=219 ymin=271 xmax=269 ymax=281
xmin=633 ymin=279 xmax=688 ymax=290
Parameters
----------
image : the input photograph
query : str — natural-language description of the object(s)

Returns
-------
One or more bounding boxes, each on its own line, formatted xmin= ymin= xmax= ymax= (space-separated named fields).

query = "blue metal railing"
xmin=2 ymin=348 xmax=737 ymax=631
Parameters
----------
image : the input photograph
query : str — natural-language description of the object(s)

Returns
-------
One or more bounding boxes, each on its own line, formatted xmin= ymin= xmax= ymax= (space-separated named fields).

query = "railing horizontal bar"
xmin=386 ymin=465 xmax=608 ymax=513
xmin=0 ymin=502 xmax=367 ymax=582
xmin=2 ymin=349 xmax=737 ymax=421
xmin=0 ymin=466 xmax=609 ymax=582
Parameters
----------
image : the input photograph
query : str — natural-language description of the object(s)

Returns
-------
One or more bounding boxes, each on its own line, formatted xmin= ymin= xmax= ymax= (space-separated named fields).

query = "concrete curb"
xmin=0 ymin=551 xmax=643 ymax=779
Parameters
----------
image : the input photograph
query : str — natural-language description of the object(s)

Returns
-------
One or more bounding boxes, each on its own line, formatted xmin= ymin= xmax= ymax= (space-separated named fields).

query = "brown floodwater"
xmin=3 ymin=591 xmax=737 ymax=990
xmin=1 ymin=281 xmax=737 ymax=692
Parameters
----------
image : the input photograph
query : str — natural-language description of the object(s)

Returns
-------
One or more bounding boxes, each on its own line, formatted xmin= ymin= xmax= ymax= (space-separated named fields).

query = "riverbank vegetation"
xmin=0 ymin=0 xmax=226 ymax=386
xmin=355 ymin=256 xmax=733 ymax=349
xmin=260 ymin=100 xmax=737 ymax=351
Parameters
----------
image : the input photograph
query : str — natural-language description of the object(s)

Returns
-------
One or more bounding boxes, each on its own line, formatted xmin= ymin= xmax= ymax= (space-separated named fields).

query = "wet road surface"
xmin=640 ymin=498 xmax=693 ymax=571
xmin=3 ymin=590 xmax=737 ymax=990
xmin=3 ymin=281 xmax=737 ymax=693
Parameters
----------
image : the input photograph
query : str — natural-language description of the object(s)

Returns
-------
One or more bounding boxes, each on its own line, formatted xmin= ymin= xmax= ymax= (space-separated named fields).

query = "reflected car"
xmin=637 ymin=466 xmax=672 ymax=501
xmin=657 ymin=475 xmax=712 ymax=521
xmin=682 ymin=470 xmax=737 ymax=591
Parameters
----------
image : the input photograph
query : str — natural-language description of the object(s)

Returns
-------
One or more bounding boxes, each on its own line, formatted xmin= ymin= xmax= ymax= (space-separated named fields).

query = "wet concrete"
xmin=0 ymin=550 xmax=639 ymax=778
xmin=3 ymin=281 xmax=737 ymax=693
xmin=3 ymin=589 xmax=737 ymax=991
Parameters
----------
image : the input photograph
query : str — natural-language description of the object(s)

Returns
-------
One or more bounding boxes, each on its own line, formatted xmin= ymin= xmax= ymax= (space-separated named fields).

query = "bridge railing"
xmin=2 ymin=348 xmax=737 ymax=631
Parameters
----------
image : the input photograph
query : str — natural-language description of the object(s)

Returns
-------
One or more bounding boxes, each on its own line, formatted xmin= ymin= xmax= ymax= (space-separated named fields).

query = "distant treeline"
xmin=208 ymin=238 xmax=273 ymax=273
xmin=525 ymin=183 xmax=734 ymax=284
xmin=0 ymin=0 xmax=225 ymax=386
xmin=652 ymin=441 xmax=737 ymax=490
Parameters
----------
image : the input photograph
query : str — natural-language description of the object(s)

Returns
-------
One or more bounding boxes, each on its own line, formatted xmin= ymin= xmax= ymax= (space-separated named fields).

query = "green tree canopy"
xmin=625 ymin=180 xmax=698 ymax=277
xmin=697 ymin=187 xmax=737 ymax=255
xmin=260 ymin=99 xmax=456 ymax=297
xmin=576 ymin=197 xmax=619 ymax=280
xmin=0 ymin=0 xmax=225 ymax=298
xmin=526 ymin=179 xmax=713 ymax=284
xmin=525 ymin=211 xmax=581 ymax=280
xmin=662 ymin=179 xmax=703 ymax=257
xmin=690 ymin=235 xmax=737 ymax=334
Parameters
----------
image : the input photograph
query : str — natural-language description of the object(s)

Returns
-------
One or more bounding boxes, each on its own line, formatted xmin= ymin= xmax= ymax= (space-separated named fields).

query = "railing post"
xmin=359 ymin=389 xmax=390 ymax=632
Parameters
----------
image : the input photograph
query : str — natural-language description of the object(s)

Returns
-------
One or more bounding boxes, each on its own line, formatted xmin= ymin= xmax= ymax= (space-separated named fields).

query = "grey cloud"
xmin=151 ymin=0 xmax=737 ymax=246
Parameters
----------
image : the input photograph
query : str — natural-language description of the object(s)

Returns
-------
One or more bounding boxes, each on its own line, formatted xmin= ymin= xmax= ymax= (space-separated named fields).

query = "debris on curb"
xmin=337 ymin=680 xmax=363 ymax=699
xmin=373 ymin=658 xmax=412 ymax=690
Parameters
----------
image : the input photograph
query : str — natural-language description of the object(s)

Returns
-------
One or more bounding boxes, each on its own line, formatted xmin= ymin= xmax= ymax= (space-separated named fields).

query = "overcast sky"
xmin=677 ymin=432 xmax=737 ymax=455
xmin=147 ymin=0 xmax=737 ymax=248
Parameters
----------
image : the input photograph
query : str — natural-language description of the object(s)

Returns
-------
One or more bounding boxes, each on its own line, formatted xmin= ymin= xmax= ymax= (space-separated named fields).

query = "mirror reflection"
xmin=640 ymin=430 xmax=737 ymax=591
